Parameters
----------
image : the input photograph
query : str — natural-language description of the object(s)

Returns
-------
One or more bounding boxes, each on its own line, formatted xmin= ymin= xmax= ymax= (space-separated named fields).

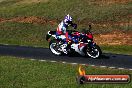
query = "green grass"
xmin=0 ymin=0 xmax=131 ymax=55
xmin=101 ymin=45 xmax=132 ymax=55
xmin=0 ymin=22 xmax=131 ymax=55
xmin=0 ymin=1 xmax=131 ymax=87
xmin=0 ymin=22 xmax=53 ymax=47
xmin=0 ymin=0 xmax=131 ymax=34
xmin=113 ymin=25 xmax=132 ymax=31
xmin=0 ymin=0 xmax=131 ymax=22
xmin=0 ymin=56 xmax=132 ymax=88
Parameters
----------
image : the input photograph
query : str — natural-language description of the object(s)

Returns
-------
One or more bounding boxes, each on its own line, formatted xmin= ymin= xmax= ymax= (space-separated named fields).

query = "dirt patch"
xmin=8 ymin=16 xmax=47 ymax=24
xmin=0 ymin=16 xmax=131 ymax=45
xmin=94 ymin=30 xmax=132 ymax=45
xmin=92 ymin=20 xmax=132 ymax=29
xmin=81 ymin=14 xmax=132 ymax=27
xmin=1 ymin=15 xmax=131 ymax=26
xmin=0 ymin=18 xmax=4 ymax=22
xmin=17 ymin=0 xmax=49 ymax=4
xmin=0 ymin=16 xmax=58 ymax=25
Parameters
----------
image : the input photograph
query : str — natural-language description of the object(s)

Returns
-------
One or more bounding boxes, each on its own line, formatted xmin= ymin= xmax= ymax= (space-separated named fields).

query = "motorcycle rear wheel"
xmin=49 ymin=40 xmax=62 ymax=55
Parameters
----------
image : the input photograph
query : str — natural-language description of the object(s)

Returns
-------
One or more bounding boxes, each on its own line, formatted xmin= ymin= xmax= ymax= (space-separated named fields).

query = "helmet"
xmin=64 ymin=14 xmax=72 ymax=25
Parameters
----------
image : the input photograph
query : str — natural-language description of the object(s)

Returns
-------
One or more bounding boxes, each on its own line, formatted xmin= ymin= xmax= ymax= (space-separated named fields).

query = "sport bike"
xmin=46 ymin=27 xmax=102 ymax=59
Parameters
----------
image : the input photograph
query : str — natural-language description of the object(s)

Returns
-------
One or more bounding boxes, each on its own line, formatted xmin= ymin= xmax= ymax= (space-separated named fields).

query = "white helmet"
xmin=64 ymin=14 xmax=72 ymax=25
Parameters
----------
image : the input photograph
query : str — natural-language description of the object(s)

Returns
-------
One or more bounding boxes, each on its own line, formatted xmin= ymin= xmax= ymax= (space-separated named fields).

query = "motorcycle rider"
xmin=56 ymin=14 xmax=77 ymax=54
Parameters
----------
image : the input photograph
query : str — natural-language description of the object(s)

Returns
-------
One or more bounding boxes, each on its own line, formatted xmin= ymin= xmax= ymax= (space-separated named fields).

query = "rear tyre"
xmin=86 ymin=45 xmax=102 ymax=59
xmin=49 ymin=40 xmax=62 ymax=56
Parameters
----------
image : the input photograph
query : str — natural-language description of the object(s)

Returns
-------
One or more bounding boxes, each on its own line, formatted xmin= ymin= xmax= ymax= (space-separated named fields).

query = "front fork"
xmin=85 ymin=42 xmax=96 ymax=53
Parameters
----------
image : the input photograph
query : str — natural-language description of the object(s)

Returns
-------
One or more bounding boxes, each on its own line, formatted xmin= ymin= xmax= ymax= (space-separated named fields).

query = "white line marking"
xmin=70 ymin=63 xmax=77 ymax=65
xmin=39 ymin=60 xmax=46 ymax=62
xmin=0 ymin=44 xmax=130 ymax=71
xmin=100 ymin=66 xmax=107 ymax=68
xmin=4 ymin=44 xmax=9 ymax=45
xmin=20 ymin=58 xmax=25 ymax=59
xmin=91 ymin=65 xmax=95 ymax=67
xmin=129 ymin=69 xmax=132 ymax=71
xmin=81 ymin=64 xmax=86 ymax=66
xmin=30 ymin=59 xmax=36 ymax=61
xmin=62 ymin=62 xmax=66 ymax=64
xmin=109 ymin=67 xmax=116 ymax=69
xmin=50 ymin=61 xmax=57 ymax=63
xmin=118 ymin=68 xmax=124 ymax=70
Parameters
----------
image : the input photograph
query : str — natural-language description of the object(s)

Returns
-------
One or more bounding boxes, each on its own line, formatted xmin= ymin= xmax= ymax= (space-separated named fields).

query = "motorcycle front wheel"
xmin=86 ymin=45 xmax=102 ymax=59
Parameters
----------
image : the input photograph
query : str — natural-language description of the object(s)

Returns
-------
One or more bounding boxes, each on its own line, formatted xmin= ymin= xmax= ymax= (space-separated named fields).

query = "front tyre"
xmin=49 ymin=40 xmax=62 ymax=56
xmin=86 ymin=45 xmax=102 ymax=59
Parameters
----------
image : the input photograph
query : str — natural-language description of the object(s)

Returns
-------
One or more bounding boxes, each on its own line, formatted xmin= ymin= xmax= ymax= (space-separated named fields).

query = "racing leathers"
xmin=56 ymin=20 xmax=77 ymax=54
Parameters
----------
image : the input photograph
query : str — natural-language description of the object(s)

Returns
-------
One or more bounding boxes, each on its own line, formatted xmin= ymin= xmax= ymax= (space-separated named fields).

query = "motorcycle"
xmin=46 ymin=26 xmax=102 ymax=59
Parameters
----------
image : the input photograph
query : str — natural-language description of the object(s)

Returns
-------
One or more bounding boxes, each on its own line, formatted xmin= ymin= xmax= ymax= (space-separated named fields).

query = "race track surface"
xmin=0 ymin=44 xmax=132 ymax=69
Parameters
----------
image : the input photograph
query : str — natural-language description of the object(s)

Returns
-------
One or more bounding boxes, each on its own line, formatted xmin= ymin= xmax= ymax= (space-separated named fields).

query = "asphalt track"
xmin=0 ymin=44 xmax=132 ymax=69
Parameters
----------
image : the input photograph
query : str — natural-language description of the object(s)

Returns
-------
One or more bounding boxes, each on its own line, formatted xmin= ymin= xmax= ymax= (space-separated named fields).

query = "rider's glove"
xmin=72 ymin=23 xmax=77 ymax=29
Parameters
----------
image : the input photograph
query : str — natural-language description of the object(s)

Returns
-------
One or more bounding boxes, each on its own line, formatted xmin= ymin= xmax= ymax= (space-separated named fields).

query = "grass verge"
xmin=0 ymin=22 xmax=53 ymax=47
xmin=101 ymin=45 xmax=132 ymax=55
xmin=0 ymin=22 xmax=131 ymax=55
xmin=0 ymin=56 xmax=132 ymax=88
xmin=0 ymin=0 xmax=131 ymax=22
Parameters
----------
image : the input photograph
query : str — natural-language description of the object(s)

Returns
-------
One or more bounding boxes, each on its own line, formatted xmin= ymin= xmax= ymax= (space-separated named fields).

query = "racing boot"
xmin=61 ymin=44 xmax=68 ymax=54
